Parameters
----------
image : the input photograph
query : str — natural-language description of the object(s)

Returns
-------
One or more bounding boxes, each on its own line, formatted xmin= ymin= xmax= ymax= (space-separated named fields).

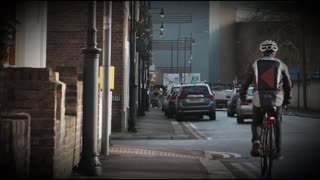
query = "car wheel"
xmin=167 ymin=111 xmax=173 ymax=118
xmin=229 ymin=110 xmax=235 ymax=117
xmin=237 ymin=116 xmax=244 ymax=124
xmin=227 ymin=110 xmax=231 ymax=117
xmin=209 ymin=112 xmax=216 ymax=120
xmin=176 ymin=113 xmax=183 ymax=122
xmin=164 ymin=110 xmax=168 ymax=117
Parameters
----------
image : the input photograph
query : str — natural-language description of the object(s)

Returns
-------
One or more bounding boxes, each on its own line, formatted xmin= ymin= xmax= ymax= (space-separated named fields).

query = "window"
xmin=181 ymin=86 xmax=209 ymax=96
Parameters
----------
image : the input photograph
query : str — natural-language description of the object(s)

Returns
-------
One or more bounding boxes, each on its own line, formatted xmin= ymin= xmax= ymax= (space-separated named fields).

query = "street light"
xmin=159 ymin=31 xmax=164 ymax=38
xmin=160 ymin=22 xmax=164 ymax=31
xmin=160 ymin=9 xmax=165 ymax=18
xmin=151 ymin=30 xmax=164 ymax=38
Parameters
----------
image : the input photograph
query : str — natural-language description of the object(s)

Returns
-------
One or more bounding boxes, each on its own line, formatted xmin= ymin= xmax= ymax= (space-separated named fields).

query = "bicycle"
xmin=259 ymin=105 xmax=286 ymax=179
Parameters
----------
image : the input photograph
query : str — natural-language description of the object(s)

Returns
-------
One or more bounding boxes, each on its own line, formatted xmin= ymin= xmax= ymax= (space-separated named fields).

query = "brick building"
xmin=0 ymin=1 xmax=151 ymax=178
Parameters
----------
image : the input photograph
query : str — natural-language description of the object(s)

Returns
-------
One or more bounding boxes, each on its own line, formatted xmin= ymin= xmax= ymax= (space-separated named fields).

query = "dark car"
xmin=164 ymin=91 xmax=179 ymax=118
xmin=175 ymin=83 xmax=216 ymax=121
xmin=227 ymin=87 xmax=240 ymax=117
xmin=163 ymin=84 xmax=181 ymax=117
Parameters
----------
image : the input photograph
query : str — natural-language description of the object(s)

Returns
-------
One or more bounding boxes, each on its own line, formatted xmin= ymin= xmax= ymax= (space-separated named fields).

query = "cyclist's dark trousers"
xmin=252 ymin=106 xmax=282 ymax=153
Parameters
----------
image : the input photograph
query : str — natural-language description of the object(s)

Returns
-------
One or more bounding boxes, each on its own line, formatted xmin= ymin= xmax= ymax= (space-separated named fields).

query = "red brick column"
xmin=0 ymin=67 xmax=81 ymax=178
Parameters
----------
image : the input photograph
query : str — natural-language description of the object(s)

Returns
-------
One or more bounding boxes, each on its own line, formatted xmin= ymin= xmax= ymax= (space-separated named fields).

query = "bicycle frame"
xmin=260 ymin=108 xmax=278 ymax=179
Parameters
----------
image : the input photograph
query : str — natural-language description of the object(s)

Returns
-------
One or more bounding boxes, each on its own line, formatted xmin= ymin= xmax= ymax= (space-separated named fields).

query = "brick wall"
xmin=46 ymin=2 xmax=98 ymax=175
xmin=47 ymin=1 xmax=127 ymax=132
xmin=0 ymin=67 xmax=72 ymax=177
xmin=53 ymin=66 xmax=82 ymax=178
xmin=111 ymin=1 xmax=126 ymax=132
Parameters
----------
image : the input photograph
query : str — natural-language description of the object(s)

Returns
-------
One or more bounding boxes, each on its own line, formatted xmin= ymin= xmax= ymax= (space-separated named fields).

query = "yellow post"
xmin=100 ymin=66 xmax=114 ymax=91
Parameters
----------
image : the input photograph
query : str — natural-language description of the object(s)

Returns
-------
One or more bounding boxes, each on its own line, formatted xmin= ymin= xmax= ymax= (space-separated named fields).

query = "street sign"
xmin=149 ymin=65 xmax=155 ymax=71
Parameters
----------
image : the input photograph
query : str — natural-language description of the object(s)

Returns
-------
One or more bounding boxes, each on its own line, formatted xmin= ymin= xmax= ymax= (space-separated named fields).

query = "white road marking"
xmin=184 ymin=121 xmax=210 ymax=140
xmin=182 ymin=122 xmax=203 ymax=139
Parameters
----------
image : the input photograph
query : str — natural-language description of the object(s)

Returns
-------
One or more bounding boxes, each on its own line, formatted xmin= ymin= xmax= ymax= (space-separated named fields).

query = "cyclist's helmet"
xmin=259 ymin=40 xmax=278 ymax=52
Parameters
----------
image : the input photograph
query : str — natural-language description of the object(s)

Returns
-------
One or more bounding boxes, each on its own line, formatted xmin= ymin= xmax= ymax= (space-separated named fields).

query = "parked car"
xmin=175 ymin=83 xmax=216 ymax=121
xmin=164 ymin=91 xmax=179 ymax=118
xmin=211 ymin=84 xmax=233 ymax=108
xmin=227 ymin=87 xmax=240 ymax=117
xmin=162 ymin=84 xmax=181 ymax=117
xmin=236 ymin=86 xmax=254 ymax=123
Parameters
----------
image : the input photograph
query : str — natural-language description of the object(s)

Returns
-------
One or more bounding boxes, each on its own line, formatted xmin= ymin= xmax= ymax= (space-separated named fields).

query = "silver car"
xmin=236 ymin=86 xmax=254 ymax=123
xmin=175 ymin=83 xmax=216 ymax=121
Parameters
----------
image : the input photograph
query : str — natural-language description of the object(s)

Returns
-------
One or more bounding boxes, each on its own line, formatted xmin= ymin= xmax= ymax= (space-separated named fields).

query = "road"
xmin=113 ymin=109 xmax=320 ymax=178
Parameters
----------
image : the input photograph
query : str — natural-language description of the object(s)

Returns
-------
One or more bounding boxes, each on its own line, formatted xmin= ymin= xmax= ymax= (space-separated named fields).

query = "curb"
xmin=199 ymin=159 xmax=235 ymax=179
xmin=284 ymin=112 xmax=320 ymax=119
xmin=110 ymin=118 xmax=191 ymax=140
xmin=110 ymin=134 xmax=190 ymax=140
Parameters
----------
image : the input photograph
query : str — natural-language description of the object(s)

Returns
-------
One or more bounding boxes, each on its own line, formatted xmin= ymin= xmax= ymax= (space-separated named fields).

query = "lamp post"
xmin=171 ymin=41 xmax=173 ymax=73
xmin=189 ymin=32 xmax=195 ymax=73
xmin=183 ymin=37 xmax=186 ymax=82
xmin=78 ymin=1 xmax=102 ymax=176
xmin=129 ymin=1 xmax=137 ymax=132
xmin=176 ymin=24 xmax=181 ymax=80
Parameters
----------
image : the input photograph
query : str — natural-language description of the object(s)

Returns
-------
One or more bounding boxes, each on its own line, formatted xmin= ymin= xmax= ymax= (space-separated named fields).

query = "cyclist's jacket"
xmin=240 ymin=56 xmax=292 ymax=107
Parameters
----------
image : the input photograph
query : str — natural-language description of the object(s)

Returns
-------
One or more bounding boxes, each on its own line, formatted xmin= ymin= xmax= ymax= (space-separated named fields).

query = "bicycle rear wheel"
xmin=260 ymin=127 xmax=267 ymax=176
xmin=260 ymin=125 xmax=275 ymax=179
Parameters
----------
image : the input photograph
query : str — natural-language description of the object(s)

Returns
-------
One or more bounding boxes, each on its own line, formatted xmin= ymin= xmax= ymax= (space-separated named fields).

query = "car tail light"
xmin=169 ymin=96 xmax=176 ymax=103
xmin=240 ymin=101 xmax=249 ymax=105
xmin=205 ymin=94 xmax=214 ymax=100
xmin=177 ymin=95 xmax=186 ymax=100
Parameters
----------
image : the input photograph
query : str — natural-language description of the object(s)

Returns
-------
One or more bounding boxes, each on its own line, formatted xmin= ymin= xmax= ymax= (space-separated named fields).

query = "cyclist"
xmin=240 ymin=40 xmax=292 ymax=159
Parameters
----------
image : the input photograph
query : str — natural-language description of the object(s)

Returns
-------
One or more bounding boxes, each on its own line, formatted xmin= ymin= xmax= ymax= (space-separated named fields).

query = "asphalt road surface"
xmin=113 ymin=109 xmax=320 ymax=178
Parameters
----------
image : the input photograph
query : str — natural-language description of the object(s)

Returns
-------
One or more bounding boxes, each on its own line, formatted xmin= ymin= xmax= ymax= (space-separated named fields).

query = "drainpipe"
xmin=141 ymin=54 xmax=146 ymax=115
xmin=78 ymin=1 xmax=102 ymax=176
xmin=138 ymin=50 xmax=142 ymax=115
xmin=129 ymin=1 xmax=137 ymax=132
xmin=101 ymin=1 xmax=112 ymax=156
xmin=300 ymin=11 xmax=308 ymax=110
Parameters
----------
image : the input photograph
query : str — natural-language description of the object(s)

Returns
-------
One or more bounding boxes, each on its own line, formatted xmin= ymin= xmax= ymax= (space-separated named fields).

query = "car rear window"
xmin=181 ymin=86 xmax=209 ymax=96
xmin=247 ymin=88 xmax=253 ymax=96
xmin=171 ymin=87 xmax=180 ymax=93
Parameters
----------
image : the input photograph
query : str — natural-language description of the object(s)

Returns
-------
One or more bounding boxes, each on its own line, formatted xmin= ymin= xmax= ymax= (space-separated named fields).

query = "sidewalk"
xmin=70 ymin=107 xmax=320 ymax=179
xmin=71 ymin=108 xmax=237 ymax=179
xmin=284 ymin=107 xmax=320 ymax=119
xmin=110 ymin=108 xmax=190 ymax=140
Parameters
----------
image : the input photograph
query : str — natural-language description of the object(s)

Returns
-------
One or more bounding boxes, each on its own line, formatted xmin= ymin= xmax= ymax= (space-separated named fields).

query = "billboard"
xmin=182 ymin=73 xmax=201 ymax=83
xmin=163 ymin=73 xmax=180 ymax=88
